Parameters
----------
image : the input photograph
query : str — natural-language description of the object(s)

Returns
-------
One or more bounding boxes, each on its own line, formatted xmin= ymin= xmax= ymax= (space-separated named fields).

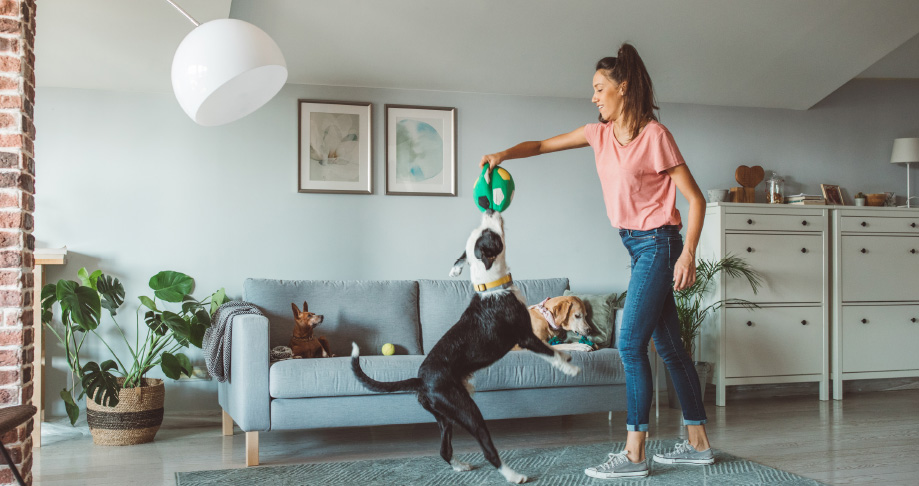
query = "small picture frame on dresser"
xmin=820 ymin=184 xmax=845 ymax=205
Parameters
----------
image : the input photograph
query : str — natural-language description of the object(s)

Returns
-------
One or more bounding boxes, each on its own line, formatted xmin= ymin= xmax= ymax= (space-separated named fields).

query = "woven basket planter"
xmin=86 ymin=378 xmax=165 ymax=446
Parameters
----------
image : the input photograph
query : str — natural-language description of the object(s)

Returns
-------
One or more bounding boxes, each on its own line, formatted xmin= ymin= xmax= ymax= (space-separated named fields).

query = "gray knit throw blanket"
xmin=203 ymin=300 xmax=264 ymax=383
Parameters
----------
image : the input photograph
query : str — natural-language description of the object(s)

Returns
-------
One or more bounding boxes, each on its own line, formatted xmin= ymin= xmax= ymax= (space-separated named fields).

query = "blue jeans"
xmin=618 ymin=225 xmax=707 ymax=431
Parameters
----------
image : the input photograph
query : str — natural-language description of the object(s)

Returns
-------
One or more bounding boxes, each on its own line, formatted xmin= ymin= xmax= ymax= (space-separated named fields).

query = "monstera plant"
xmin=41 ymin=269 xmax=227 ymax=425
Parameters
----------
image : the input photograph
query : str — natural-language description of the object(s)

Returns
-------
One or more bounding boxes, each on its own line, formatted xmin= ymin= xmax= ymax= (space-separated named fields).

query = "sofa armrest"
xmin=217 ymin=313 xmax=270 ymax=431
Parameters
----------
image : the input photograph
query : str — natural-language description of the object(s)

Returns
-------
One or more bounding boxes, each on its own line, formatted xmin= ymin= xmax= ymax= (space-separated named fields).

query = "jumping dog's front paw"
xmin=449 ymin=266 xmax=463 ymax=277
xmin=561 ymin=363 xmax=582 ymax=377
xmin=553 ymin=351 xmax=581 ymax=377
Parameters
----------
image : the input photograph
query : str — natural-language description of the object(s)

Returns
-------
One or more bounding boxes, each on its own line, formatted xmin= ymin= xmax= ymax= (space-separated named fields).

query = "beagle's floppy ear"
xmin=550 ymin=298 xmax=573 ymax=328
xmin=291 ymin=302 xmax=300 ymax=319
xmin=449 ymin=251 xmax=467 ymax=277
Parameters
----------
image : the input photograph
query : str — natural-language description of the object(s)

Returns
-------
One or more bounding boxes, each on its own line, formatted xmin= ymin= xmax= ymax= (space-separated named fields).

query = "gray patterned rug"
xmin=175 ymin=439 xmax=826 ymax=485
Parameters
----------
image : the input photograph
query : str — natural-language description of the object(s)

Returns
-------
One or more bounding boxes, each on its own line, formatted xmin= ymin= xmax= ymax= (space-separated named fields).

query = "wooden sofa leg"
xmin=246 ymin=431 xmax=259 ymax=466
xmin=222 ymin=409 xmax=233 ymax=436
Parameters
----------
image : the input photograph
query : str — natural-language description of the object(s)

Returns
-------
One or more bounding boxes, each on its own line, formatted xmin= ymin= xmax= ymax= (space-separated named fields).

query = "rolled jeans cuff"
xmin=682 ymin=418 xmax=707 ymax=426
xmin=626 ymin=424 xmax=649 ymax=432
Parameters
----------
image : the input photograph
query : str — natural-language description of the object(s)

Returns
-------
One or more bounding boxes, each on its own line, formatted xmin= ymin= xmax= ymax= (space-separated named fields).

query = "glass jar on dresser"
xmin=698 ymin=203 xmax=830 ymax=406
xmin=831 ymin=207 xmax=919 ymax=399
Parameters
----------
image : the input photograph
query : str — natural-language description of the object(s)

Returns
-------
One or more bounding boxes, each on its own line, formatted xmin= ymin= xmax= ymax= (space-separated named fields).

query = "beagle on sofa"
xmin=522 ymin=296 xmax=595 ymax=352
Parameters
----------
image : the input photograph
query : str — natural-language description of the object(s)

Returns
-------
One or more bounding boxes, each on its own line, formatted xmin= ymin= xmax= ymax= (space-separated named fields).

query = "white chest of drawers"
xmin=831 ymin=208 xmax=919 ymax=399
xmin=699 ymin=203 xmax=831 ymax=406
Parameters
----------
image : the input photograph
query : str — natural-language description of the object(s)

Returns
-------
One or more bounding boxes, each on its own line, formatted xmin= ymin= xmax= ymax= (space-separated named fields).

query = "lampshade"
xmin=890 ymin=137 xmax=919 ymax=164
xmin=172 ymin=19 xmax=288 ymax=126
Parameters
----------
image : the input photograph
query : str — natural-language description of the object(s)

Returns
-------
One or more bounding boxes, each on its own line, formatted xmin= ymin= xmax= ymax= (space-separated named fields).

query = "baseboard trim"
xmin=720 ymin=377 xmax=919 ymax=401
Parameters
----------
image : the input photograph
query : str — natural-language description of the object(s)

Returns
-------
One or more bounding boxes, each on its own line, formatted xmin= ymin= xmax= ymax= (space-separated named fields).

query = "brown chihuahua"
xmin=290 ymin=302 xmax=332 ymax=358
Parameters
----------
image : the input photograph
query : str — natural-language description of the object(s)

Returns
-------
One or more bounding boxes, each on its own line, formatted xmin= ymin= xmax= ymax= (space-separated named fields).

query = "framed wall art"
xmin=384 ymin=104 xmax=456 ymax=196
xmin=298 ymin=100 xmax=372 ymax=194
xmin=820 ymin=184 xmax=845 ymax=205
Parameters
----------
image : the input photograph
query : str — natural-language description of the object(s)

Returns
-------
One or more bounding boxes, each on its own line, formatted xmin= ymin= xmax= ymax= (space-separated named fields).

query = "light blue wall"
xmin=34 ymin=79 xmax=919 ymax=416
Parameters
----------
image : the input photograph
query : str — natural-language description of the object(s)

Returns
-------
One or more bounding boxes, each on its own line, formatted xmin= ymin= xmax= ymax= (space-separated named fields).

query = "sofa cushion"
xmin=472 ymin=348 xmax=624 ymax=391
xmin=269 ymin=355 xmax=424 ymax=399
xmin=269 ymin=348 xmax=623 ymax=399
xmin=243 ymin=279 xmax=422 ymax=357
xmin=418 ymin=278 xmax=570 ymax=353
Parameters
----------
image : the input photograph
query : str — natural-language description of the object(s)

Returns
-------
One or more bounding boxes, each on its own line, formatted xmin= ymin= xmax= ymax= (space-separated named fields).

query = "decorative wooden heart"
xmin=735 ymin=165 xmax=765 ymax=188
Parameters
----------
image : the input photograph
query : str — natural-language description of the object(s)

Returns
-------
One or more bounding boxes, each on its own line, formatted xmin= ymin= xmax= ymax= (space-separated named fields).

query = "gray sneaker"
xmin=584 ymin=450 xmax=649 ymax=479
xmin=652 ymin=440 xmax=715 ymax=465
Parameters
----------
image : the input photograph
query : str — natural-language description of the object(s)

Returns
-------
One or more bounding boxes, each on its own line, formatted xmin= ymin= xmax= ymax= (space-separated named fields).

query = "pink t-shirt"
xmin=583 ymin=120 xmax=685 ymax=231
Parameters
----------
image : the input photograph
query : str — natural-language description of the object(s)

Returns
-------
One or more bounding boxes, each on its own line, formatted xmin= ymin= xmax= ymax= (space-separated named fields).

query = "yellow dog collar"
xmin=474 ymin=273 xmax=513 ymax=292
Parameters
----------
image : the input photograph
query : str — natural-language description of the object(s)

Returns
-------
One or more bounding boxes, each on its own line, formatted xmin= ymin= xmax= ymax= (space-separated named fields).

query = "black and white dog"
xmin=352 ymin=209 xmax=580 ymax=484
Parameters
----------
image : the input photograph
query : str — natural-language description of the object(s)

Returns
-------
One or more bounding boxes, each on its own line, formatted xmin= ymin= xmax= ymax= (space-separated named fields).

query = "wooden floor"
xmin=33 ymin=388 xmax=919 ymax=485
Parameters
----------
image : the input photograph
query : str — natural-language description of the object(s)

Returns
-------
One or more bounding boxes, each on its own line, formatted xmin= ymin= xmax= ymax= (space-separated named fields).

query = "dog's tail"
xmin=351 ymin=343 xmax=423 ymax=393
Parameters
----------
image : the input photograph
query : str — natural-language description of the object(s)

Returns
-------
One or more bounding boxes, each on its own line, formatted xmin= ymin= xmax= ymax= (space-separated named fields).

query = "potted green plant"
xmin=666 ymin=255 xmax=763 ymax=407
xmin=41 ymin=268 xmax=227 ymax=445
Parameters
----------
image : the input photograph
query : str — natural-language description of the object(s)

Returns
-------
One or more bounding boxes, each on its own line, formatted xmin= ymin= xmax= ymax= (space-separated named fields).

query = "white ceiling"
xmin=34 ymin=0 xmax=919 ymax=110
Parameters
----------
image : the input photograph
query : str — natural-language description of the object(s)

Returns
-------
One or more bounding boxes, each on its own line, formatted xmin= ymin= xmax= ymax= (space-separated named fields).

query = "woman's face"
xmin=592 ymin=70 xmax=623 ymax=123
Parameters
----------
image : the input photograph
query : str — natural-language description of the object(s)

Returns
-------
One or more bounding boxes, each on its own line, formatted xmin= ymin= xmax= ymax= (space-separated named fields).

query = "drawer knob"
xmin=747 ymin=219 xmax=753 ymax=225
xmin=912 ymin=318 xmax=917 ymax=323
xmin=861 ymin=318 xmax=868 ymax=324
xmin=861 ymin=248 xmax=867 ymax=254
xmin=746 ymin=321 xmax=753 ymax=327
xmin=801 ymin=320 xmax=807 ymax=325
xmin=801 ymin=220 xmax=808 ymax=226
xmin=801 ymin=248 xmax=807 ymax=253
xmin=912 ymin=222 xmax=917 ymax=228
xmin=911 ymin=249 xmax=917 ymax=254
xmin=861 ymin=221 xmax=867 ymax=227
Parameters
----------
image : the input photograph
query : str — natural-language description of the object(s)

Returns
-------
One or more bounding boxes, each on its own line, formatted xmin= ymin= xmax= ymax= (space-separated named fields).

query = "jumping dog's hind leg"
xmin=421 ymin=398 xmax=473 ymax=472
xmin=439 ymin=417 xmax=473 ymax=471
xmin=430 ymin=385 xmax=527 ymax=484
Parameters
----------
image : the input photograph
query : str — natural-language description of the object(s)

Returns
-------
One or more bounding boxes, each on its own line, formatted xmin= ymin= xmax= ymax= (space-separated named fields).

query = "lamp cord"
xmin=164 ymin=0 xmax=200 ymax=27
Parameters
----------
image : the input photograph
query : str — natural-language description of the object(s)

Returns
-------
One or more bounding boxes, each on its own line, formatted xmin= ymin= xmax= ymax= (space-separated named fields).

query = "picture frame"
xmin=820 ymin=184 xmax=845 ymax=205
xmin=384 ymin=104 xmax=457 ymax=196
xmin=298 ymin=100 xmax=372 ymax=194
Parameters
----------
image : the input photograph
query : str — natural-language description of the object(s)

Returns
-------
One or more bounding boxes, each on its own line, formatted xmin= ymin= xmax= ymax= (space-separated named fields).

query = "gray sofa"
xmin=218 ymin=278 xmax=627 ymax=466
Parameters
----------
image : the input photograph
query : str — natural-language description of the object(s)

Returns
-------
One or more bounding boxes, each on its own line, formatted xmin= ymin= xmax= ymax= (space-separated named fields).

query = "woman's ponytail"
xmin=595 ymin=43 xmax=659 ymax=139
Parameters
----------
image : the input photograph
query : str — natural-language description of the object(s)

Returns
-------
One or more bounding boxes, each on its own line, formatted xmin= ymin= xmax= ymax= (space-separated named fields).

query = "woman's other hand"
xmin=673 ymin=252 xmax=697 ymax=291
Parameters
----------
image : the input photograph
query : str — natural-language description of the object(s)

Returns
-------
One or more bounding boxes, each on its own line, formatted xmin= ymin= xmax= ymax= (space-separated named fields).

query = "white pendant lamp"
xmin=166 ymin=1 xmax=288 ymax=126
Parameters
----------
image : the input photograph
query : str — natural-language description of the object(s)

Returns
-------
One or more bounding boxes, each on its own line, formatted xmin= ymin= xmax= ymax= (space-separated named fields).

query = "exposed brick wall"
xmin=0 ymin=0 xmax=34 ymax=485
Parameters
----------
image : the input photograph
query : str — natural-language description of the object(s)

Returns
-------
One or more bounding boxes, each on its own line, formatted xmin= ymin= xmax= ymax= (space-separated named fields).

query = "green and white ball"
xmin=473 ymin=166 xmax=515 ymax=212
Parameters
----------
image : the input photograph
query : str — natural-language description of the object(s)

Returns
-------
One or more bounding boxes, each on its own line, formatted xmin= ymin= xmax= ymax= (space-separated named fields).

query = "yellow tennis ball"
xmin=382 ymin=343 xmax=395 ymax=356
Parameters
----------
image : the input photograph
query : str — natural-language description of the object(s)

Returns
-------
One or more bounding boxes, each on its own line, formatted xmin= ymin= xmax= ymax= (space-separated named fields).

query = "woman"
xmin=480 ymin=43 xmax=712 ymax=479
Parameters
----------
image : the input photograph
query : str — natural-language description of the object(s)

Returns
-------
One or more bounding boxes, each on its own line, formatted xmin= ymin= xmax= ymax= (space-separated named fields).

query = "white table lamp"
xmin=166 ymin=1 xmax=288 ymax=126
xmin=891 ymin=138 xmax=919 ymax=208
